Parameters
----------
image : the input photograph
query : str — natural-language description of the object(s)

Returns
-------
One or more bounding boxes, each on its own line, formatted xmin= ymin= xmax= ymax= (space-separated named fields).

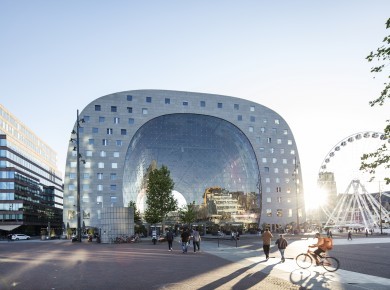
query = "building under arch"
xmin=63 ymin=90 xmax=304 ymax=233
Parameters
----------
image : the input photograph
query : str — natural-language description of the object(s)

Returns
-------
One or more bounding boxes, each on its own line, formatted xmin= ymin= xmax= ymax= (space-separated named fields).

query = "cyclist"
xmin=308 ymin=232 xmax=328 ymax=265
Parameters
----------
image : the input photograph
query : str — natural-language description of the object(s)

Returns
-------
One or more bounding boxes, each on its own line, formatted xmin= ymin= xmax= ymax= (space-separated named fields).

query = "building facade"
xmin=64 ymin=90 xmax=305 ymax=232
xmin=0 ymin=104 xmax=63 ymax=236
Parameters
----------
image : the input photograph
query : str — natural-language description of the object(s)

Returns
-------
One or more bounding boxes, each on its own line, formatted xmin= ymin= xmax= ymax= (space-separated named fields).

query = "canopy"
xmin=0 ymin=225 xmax=21 ymax=231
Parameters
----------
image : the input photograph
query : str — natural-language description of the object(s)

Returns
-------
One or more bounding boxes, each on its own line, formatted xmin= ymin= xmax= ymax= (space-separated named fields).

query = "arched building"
xmin=63 ymin=90 xmax=304 ymax=232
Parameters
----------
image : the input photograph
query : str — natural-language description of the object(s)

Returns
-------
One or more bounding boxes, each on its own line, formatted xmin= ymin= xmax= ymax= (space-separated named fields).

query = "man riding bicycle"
xmin=308 ymin=232 xmax=329 ymax=265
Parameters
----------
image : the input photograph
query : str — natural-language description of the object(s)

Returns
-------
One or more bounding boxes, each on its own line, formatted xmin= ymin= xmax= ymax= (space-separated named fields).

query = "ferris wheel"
xmin=317 ymin=131 xmax=390 ymax=229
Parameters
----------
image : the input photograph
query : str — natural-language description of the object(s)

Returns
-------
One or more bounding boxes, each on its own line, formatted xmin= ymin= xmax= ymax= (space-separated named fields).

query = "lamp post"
xmin=379 ymin=182 xmax=383 ymax=235
xmin=293 ymin=157 xmax=300 ymax=234
xmin=71 ymin=110 xmax=85 ymax=242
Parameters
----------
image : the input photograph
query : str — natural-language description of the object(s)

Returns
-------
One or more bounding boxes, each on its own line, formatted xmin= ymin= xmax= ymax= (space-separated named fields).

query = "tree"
xmin=361 ymin=17 xmax=390 ymax=185
xmin=144 ymin=165 xmax=177 ymax=228
xmin=128 ymin=200 xmax=141 ymax=223
xmin=178 ymin=201 xmax=197 ymax=225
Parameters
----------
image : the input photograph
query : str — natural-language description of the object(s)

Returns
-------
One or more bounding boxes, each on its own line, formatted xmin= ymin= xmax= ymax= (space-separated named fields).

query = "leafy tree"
xmin=144 ymin=165 xmax=177 ymax=227
xmin=361 ymin=18 xmax=390 ymax=185
xmin=128 ymin=200 xmax=141 ymax=223
xmin=178 ymin=201 xmax=197 ymax=225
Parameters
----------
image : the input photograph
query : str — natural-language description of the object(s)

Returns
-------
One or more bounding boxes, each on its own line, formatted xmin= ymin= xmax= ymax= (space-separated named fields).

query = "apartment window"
xmin=266 ymin=197 xmax=271 ymax=203
xmin=249 ymin=126 xmax=254 ymax=132
xmin=113 ymin=152 xmax=120 ymax=157
xmin=128 ymin=118 xmax=134 ymax=124
xmin=111 ymin=106 xmax=117 ymax=112
xmin=146 ymin=96 xmax=152 ymax=103
xmin=276 ymin=177 xmax=280 ymax=183
xmin=277 ymin=188 xmax=282 ymax=193
xmin=284 ymin=168 xmax=289 ymax=174
xmin=110 ymin=173 xmax=117 ymax=180
xmin=82 ymin=184 xmax=89 ymax=191
xmin=250 ymin=106 xmax=255 ymax=112
xmin=100 ymin=151 xmax=106 ymax=157
xmin=107 ymin=128 xmax=113 ymax=135
xmin=98 ymin=162 xmax=104 ymax=168
xmin=95 ymin=105 xmax=101 ymax=111
xmin=127 ymin=95 xmax=132 ymax=101
xmin=112 ymin=163 xmax=118 ymax=169
xmin=283 ymin=159 xmax=287 ymax=164
xmin=264 ymin=167 xmax=269 ymax=172
xmin=259 ymin=147 xmax=265 ymax=152
xmin=84 ymin=116 xmax=90 ymax=122
xmin=274 ymin=168 xmax=279 ymax=173
xmin=99 ymin=117 xmax=105 ymax=123
xmin=263 ymin=118 xmax=267 ymax=123
xmin=110 ymin=196 xmax=117 ymax=204
xmin=68 ymin=184 xmax=75 ymax=191
xmin=290 ymin=150 xmax=295 ymax=155
xmin=83 ymin=173 xmax=90 ymax=179
xmin=97 ymin=173 xmax=103 ymax=180
xmin=86 ymin=150 xmax=92 ymax=157
xmin=110 ymin=185 xmax=117 ymax=191
xmin=267 ymin=138 xmax=272 ymax=143
xmin=237 ymin=115 xmax=242 ymax=121
xmin=102 ymin=139 xmax=108 ymax=146
xmin=287 ymin=198 xmax=291 ymax=203
xmin=84 ymin=162 xmax=91 ymax=168
xmin=114 ymin=117 xmax=120 ymax=124
xmin=260 ymin=127 xmax=265 ymax=133
xmin=121 ymin=129 xmax=127 ymax=135
xmin=97 ymin=185 xmax=103 ymax=191
xmin=277 ymin=209 xmax=283 ymax=217
xmin=183 ymin=101 xmax=188 ymax=106
xmin=234 ymin=104 xmax=239 ymax=110
xmin=272 ymin=128 xmax=277 ymax=134
xmin=288 ymin=209 xmax=293 ymax=217
xmin=79 ymin=127 xmax=84 ymax=133
xmin=266 ymin=187 xmax=271 ymax=193
xmin=142 ymin=108 xmax=148 ymax=114
xmin=265 ymin=177 xmax=270 ymax=183
xmin=127 ymin=107 xmax=133 ymax=113
xmin=70 ymin=162 xmax=76 ymax=168
xmin=280 ymin=149 xmax=285 ymax=154
xmin=165 ymin=98 xmax=170 ymax=104
xmin=250 ymin=116 xmax=255 ymax=122
xmin=266 ymin=209 xmax=272 ymax=217
xmin=276 ymin=138 xmax=282 ymax=144
xmin=116 ymin=140 xmax=123 ymax=146
xmin=262 ymin=158 xmax=267 ymax=163
xmin=284 ymin=129 xmax=288 ymax=135
xmin=69 ymin=173 xmax=76 ymax=179
xmin=275 ymin=119 xmax=280 ymax=124
xmin=82 ymin=196 xmax=89 ymax=203
xmin=217 ymin=103 xmax=223 ymax=108
xmin=272 ymin=158 xmax=277 ymax=163
xmin=288 ymin=140 xmax=293 ymax=145
xmin=200 ymin=101 xmax=206 ymax=107
xmin=270 ymin=148 xmax=274 ymax=153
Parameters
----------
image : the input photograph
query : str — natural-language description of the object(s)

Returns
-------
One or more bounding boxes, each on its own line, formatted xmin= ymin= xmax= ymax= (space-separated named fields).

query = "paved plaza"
xmin=0 ymin=234 xmax=389 ymax=289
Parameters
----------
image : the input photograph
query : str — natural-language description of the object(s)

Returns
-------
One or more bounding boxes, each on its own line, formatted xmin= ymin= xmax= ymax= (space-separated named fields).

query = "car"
xmin=11 ymin=234 xmax=31 ymax=240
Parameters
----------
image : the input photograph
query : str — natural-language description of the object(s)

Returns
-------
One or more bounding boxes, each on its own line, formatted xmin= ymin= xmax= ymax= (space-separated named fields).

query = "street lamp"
xmin=70 ymin=109 xmax=85 ymax=242
xmin=293 ymin=157 xmax=300 ymax=233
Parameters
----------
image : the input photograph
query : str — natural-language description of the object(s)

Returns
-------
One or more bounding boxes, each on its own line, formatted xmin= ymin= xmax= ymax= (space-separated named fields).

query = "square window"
xmin=121 ymin=129 xmax=127 ymax=135
xmin=114 ymin=117 xmax=120 ymax=124
xmin=127 ymin=95 xmax=133 ymax=101
xmin=110 ymin=173 xmax=117 ymax=180
xmin=82 ymin=184 xmax=89 ymax=191
xmin=110 ymin=184 xmax=117 ymax=191
xmin=234 ymin=104 xmax=239 ymax=110
xmin=262 ymin=158 xmax=267 ymax=163
xmin=183 ymin=101 xmax=188 ymax=106
xmin=79 ymin=127 xmax=84 ymax=133
xmin=88 ymin=139 xmax=94 ymax=145
xmin=284 ymin=129 xmax=288 ymax=135
xmin=146 ymin=96 xmax=152 ymax=103
xmin=97 ymin=185 xmax=103 ymax=191
xmin=217 ymin=103 xmax=223 ymax=108
xmin=102 ymin=139 xmax=108 ymax=146
xmin=100 ymin=151 xmax=106 ymax=157
xmin=250 ymin=106 xmax=255 ymax=112
xmin=264 ymin=167 xmax=269 ymax=173
xmin=266 ymin=209 xmax=272 ymax=217
xmin=110 ymin=196 xmax=117 ymax=204
xmin=266 ymin=197 xmax=271 ymax=203
xmin=165 ymin=98 xmax=170 ymax=104
xmin=97 ymin=173 xmax=103 ymax=180
xmin=95 ymin=105 xmax=101 ymax=111
xmin=200 ymin=101 xmax=206 ymax=107
xmin=107 ymin=128 xmax=113 ymax=135
xmin=83 ymin=173 xmax=89 ymax=179
xmin=113 ymin=152 xmax=119 ymax=157
xmin=142 ymin=108 xmax=148 ymax=115
xmin=68 ymin=184 xmax=75 ymax=190
xmin=127 ymin=107 xmax=133 ymax=113
xmin=69 ymin=173 xmax=76 ymax=179
xmin=84 ymin=162 xmax=91 ymax=168
xmin=112 ymin=163 xmax=118 ymax=169
xmin=111 ymin=106 xmax=117 ymax=112
xmin=249 ymin=126 xmax=254 ymax=132
xmin=237 ymin=115 xmax=242 ymax=121
xmin=98 ymin=162 xmax=104 ymax=168
xmin=92 ymin=127 xmax=99 ymax=134
xmin=84 ymin=116 xmax=90 ymax=122
xmin=250 ymin=116 xmax=255 ymax=122
xmin=116 ymin=140 xmax=123 ymax=146
xmin=99 ymin=117 xmax=105 ymax=123
xmin=128 ymin=118 xmax=134 ymax=124
xmin=275 ymin=119 xmax=280 ymax=124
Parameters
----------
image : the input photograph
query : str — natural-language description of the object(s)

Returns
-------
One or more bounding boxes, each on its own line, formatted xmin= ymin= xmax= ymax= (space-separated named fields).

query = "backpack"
xmin=323 ymin=237 xmax=333 ymax=250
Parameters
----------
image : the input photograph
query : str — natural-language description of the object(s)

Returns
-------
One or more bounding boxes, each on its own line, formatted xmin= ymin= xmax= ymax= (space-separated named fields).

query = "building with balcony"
xmin=64 ymin=90 xmax=305 ymax=232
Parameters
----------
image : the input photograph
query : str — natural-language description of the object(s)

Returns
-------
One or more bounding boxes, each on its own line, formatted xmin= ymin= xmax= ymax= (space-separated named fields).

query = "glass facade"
xmin=123 ymin=114 xmax=260 ymax=219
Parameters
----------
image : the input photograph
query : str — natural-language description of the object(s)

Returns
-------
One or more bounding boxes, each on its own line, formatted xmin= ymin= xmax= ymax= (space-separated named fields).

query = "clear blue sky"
xmin=1 ymin=1 xmax=389 ymax=208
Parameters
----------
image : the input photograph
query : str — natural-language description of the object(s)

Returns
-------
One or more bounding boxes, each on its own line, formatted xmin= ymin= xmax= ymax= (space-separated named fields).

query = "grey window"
xmin=165 ymin=98 xmax=170 ymax=104
xmin=128 ymin=118 xmax=134 ymax=124
xmin=146 ymin=97 xmax=152 ymax=103
xmin=127 ymin=95 xmax=132 ymax=101
xmin=111 ymin=106 xmax=117 ymax=112
xmin=92 ymin=127 xmax=98 ymax=134
xmin=234 ymin=104 xmax=239 ymax=110
xmin=99 ymin=117 xmax=105 ymax=123
xmin=217 ymin=103 xmax=223 ymax=108
xmin=200 ymin=101 xmax=206 ymax=107
xmin=127 ymin=107 xmax=133 ymax=113
xmin=95 ymin=105 xmax=101 ymax=111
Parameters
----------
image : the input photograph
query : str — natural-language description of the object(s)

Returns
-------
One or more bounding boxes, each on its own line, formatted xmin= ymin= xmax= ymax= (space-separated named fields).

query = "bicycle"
xmin=296 ymin=250 xmax=340 ymax=272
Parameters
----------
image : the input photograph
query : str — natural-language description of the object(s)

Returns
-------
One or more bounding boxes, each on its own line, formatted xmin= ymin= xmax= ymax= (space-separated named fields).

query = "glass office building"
xmin=0 ymin=104 xmax=63 ymax=236
xmin=64 ymin=90 xmax=305 ymax=232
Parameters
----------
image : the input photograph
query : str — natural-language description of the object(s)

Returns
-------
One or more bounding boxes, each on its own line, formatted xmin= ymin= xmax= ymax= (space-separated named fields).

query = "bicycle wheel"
xmin=296 ymin=253 xmax=313 ymax=269
xmin=322 ymin=257 xmax=340 ymax=272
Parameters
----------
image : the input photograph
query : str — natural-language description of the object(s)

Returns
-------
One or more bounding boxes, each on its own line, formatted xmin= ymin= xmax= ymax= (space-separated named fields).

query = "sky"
xmin=1 ymin=1 xmax=389 ymax=210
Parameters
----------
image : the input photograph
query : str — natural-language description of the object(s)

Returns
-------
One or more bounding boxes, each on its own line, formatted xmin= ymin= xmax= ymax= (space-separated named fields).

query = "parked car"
xmin=11 ymin=234 xmax=31 ymax=240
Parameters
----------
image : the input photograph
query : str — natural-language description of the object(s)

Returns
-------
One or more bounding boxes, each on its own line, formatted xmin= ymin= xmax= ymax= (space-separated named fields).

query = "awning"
xmin=0 ymin=225 xmax=21 ymax=231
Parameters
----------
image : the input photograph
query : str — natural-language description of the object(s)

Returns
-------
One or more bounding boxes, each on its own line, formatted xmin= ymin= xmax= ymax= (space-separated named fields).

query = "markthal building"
xmin=63 ymin=90 xmax=304 ymax=236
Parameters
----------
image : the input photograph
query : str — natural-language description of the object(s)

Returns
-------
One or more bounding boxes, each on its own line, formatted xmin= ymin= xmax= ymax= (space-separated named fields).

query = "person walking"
xmin=347 ymin=230 xmax=352 ymax=240
xmin=275 ymin=234 xmax=288 ymax=262
xmin=181 ymin=228 xmax=190 ymax=253
xmin=262 ymin=228 xmax=273 ymax=260
xmin=192 ymin=228 xmax=201 ymax=252
xmin=166 ymin=229 xmax=174 ymax=251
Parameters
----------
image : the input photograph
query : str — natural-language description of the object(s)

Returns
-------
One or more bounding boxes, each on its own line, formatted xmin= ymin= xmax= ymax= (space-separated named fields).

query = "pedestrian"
xmin=347 ymin=230 xmax=352 ymax=240
xmin=192 ymin=227 xmax=201 ymax=252
xmin=181 ymin=228 xmax=190 ymax=253
xmin=166 ymin=229 xmax=174 ymax=251
xmin=262 ymin=228 xmax=273 ymax=260
xmin=275 ymin=234 xmax=288 ymax=262
xmin=365 ymin=229 xmax=368 ymax=237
